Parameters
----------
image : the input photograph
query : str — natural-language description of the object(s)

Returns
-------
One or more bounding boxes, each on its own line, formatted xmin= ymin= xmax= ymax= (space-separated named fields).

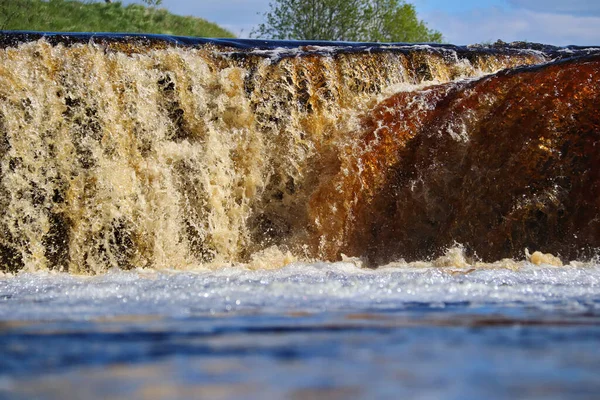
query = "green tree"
xmin=363 ymin=0 xmax=442 ymax=42
xmin=251 ymin=0 xmax=442 ymax=43
xmin=141 ymin=0 xmax=162 ymax=8
xmin=250 ymin=0 xmax=362 ymax=41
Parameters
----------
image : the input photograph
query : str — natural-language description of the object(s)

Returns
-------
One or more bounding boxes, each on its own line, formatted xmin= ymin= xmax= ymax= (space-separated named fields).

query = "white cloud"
xmin=424 ymin=7 xmax=600 ymax=46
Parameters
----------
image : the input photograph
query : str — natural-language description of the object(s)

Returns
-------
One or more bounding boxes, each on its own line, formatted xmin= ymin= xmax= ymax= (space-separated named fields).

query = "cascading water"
xmin=0 ymin=33 xmax=597 ymax=273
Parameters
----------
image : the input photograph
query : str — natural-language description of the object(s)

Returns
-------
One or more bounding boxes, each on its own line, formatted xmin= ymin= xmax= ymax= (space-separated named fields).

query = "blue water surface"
xmin=0 ymin=263 xmax=599 ymax=399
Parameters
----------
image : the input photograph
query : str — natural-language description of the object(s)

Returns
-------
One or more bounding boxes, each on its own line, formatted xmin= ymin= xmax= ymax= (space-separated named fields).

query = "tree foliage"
xmin=251 ymin=0 xmax=442 ymax=43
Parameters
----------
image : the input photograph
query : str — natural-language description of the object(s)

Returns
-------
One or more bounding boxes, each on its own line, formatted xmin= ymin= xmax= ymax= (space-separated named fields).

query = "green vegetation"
xmin=0 ymin=0 xmax=235 ymax=38
xmin=251 ymin=0 xmax=442 ymax=43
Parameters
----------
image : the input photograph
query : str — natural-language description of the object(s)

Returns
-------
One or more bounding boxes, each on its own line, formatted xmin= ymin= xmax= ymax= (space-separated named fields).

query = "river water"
xmin=1 ymin=258 xmax=599 ymax=399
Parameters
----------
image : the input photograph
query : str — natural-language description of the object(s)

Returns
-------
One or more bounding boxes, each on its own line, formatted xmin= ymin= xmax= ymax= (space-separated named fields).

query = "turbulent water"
xmin=1 ymin=33 xmax=598 ymax=273
xmin=1 ymin=260 xmax=600 ymax=399
xmin=0 ymin=33 xmax=599 ymax=399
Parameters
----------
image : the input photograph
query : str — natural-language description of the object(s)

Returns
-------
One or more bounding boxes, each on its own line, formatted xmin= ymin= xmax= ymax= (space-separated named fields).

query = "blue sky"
xmin=130 ymin=0 xmax=600 ymax=45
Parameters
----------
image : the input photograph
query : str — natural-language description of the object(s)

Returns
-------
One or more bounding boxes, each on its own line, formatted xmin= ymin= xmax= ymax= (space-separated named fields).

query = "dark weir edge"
xmin=1 ymin=30 xmax=599 ymax=60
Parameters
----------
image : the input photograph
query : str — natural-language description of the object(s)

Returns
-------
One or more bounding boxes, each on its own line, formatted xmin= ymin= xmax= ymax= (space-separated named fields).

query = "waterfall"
xmin=0 ymin=33 xmax=597 ymax=273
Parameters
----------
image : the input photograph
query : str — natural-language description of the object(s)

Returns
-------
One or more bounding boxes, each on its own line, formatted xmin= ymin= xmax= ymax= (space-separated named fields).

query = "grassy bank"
xmin=0 ymin=0 xmax=235 ymax=38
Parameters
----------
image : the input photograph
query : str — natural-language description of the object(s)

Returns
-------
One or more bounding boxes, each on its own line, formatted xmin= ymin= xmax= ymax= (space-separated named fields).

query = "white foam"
xmin=1 ymin=262 xmax=598 ymax=321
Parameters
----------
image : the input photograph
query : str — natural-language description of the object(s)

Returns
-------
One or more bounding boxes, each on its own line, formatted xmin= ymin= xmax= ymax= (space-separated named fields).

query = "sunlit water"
xmin=0 ymin=34 xmax=599 ymax=399
xmin=1 ymin=261 xmax=599 ymax=399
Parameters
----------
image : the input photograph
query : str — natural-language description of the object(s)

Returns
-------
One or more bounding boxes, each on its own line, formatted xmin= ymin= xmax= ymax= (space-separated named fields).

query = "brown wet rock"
xmin=309 ymin=55 xmax=600 ymax=265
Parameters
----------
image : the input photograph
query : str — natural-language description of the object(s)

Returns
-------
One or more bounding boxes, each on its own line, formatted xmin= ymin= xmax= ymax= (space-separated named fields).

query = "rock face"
xmin=0 ymin=33 xmax=598 ymax=272
xmin=310 ymin=55 xmax=600 ymax=264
